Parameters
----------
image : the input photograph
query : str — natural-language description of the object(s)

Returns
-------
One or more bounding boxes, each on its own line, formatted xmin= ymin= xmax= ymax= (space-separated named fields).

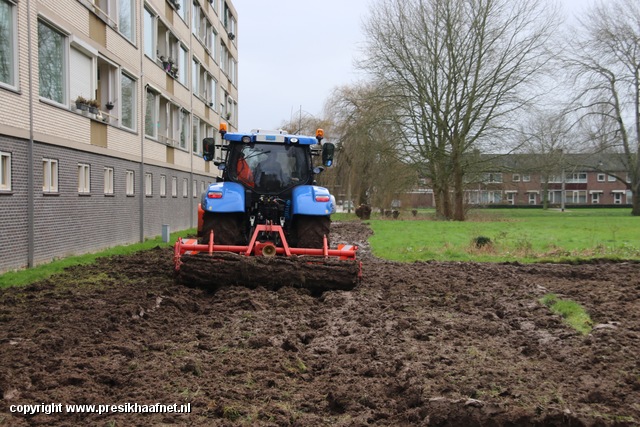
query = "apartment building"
xmin=404 ymin=153 xmax=633 ymax=208
xmin=0 ymin=0 xmax=239 ymax=272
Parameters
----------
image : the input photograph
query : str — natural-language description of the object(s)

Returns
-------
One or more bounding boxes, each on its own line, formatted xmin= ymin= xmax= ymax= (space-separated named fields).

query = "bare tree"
xmin=566 ymin=0 xmax=640 ymax=214
xmin=359 ymin=0 xmax=559 ymax=220
xmin=518 ymin=109 xmax=573 ymax=209
xmin=324 ymin=83 xmax=418 ymax=211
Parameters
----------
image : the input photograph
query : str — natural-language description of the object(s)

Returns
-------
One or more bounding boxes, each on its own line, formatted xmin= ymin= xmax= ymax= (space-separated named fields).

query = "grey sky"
xmin=236 ymin=0 xmax=590 ymax=133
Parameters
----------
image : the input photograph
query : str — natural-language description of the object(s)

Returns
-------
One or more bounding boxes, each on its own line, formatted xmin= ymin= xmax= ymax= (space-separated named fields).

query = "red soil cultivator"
xmin=174 ymin=224 xmax=360 ymax=293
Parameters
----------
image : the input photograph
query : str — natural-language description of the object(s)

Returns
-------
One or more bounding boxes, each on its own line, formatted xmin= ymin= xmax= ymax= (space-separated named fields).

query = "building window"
xmin=191 ymin=1 xmax=200 ymax=38
xmin=0 ymin=151 xmax=11 ymax=191
xmin=192 ymin=115 xmax=200 ymax=154
xmin=482 ymin=173 xmax=502 ymax=184
xmin=143 ymin=6 xmax=155 ymax=59
xmin=566 ymin=173 xmax=587 ymax=183
xmin=96 ymin=56 xmax=118 ymax=119
xmin=0 ymin=0 xmax=17 ymax=88
xmin=192 ymin=179 xmax=197 ymax=198
xmin=567 ymin=190 xmax=586 ymax=204
xmin=78 ymin=163 xmax=91 ymax=194
xmin=126 ymin=170 xmax=135 ymax=195
xmin=200 ymin=181 xmax=205 ymax=195
xmin=157 ymin=96 xmax=180 ymax=146
xmin=38 ymin=20 xmax=66 ymax=105
xmin=104 ymin=167 xmax=114 ymax=195
xmin=613 ymin=192 xmax=622 ymax=204
xmin=43 ymin=158 xmax=58 ymax=193
xmin=145 ymin=172 xmax=152 ymax=196
xmin=512 ymin=174 xmax=520 ymax=182
xmin=506 ymin=192 xmax=516 ymax=205
xmin=597 ymin=173 xmax=605 ymax=182
xmin=175 ymin=0 xmax=188 ymax=22
xmin=192 ymin=58 xmax=199 ymax=94
xmin=591 ymin=192 xmax=600 ymax=204
xmin=528 ymin=193 xmax=536 ymax=205
xmin=171 ymin=176 xmax=177 ymax=197
xmin=179 ymin=109 xmax=189 ymax=149
xmin=119 ymin=0 xmax=135 ymax=42
xmin=182 ymin=178 xmax=188 ymax=197
xmin=145 ymin=87 xmax=158 ymax=138
xmin=121 ymin=72 xmax=136 ymax=130
xmin=145 ymin=6 xmax=180 ymax=79
xmin=178 ymin=44 xmax=188 ymax=86
xmin=522 ymin=174 xmax=530 ymax=182
xmin=160 ymin=174 xmax=166 ymax=197
xmin=608 ymin=174 xmax=616 ymax=182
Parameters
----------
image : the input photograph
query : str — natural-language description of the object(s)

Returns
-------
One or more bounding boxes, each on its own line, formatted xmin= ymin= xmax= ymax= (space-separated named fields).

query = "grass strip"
xmin=0 ymin=229 xmax=195 ymax=289
xmin=540 ymin=293 xmax=593 ymax=335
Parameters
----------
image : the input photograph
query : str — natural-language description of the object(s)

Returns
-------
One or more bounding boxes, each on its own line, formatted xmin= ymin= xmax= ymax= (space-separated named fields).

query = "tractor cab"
xmin=227 ymin=142 xmax=312 ymax=194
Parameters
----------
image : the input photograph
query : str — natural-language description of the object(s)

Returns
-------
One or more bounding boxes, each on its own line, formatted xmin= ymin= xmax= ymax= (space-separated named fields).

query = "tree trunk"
xmin=632 ymin=181 xmax=640 ymax=216
xmin=452 ymin=148 xmax=465 ymax=221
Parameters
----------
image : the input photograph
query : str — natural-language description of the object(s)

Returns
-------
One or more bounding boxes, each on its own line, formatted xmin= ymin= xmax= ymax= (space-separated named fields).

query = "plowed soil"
xmin=1 ymin=221 xmax=639 ymax=427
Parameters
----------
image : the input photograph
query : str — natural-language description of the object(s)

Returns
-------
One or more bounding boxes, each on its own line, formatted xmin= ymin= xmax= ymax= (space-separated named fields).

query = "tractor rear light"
xmin=315 ymin=196 xmax=330 ymax=202
xmin=207 ymin=191 xmax=223 ymax=199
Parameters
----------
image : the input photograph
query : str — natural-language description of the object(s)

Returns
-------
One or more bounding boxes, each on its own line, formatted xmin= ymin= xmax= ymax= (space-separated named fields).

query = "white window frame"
xmin=126 ymin=170 xmax=135 ymax=195
xmin=192 ymin=179 xmax=197 ymax=198
xmin=160 ymin=174 xmax=166 ymax=197
xmin=171 ymin=176 xmax=178 ymax=197
xmin=145 ymin=86 xmax=159 ymax=138
xmin=104 ymin=166 xmax=114 ymax=195
xmin=608 ymin=174 xmax=616 ymax=182
xmin=0 ymin=151 xmax=11 ymax=191
xmin=179 ymin=108 xmax=189 ymax=150
xmin=512 ymin=174 xmax=520 ymax=182
xmin=528 ymin=192 xmax=536 ymax=205
xmin=591 ymin=192 xmax=600 ymax=204
xmin=43 ymin=158 xmax=59 ymax=193
xmin=118 ymin=0 xmax=136 ymax=43
xmin=38 ymin=19 xmax=68 ymax=106
xmin=145 ymin=172 xmax=153 ymax=196
xmin=120 ymin=71 xmax=137 ymax=131
xmin=522 ymin=174 xmax=530 ymax=182
xmin=178 ymin=44 xmax=188 ymax=86
xmin=192 ymin=115 xmax=201 ymax=154
xmin=613 ymin=192 xmax=622 ymax=204
xmin=78 ymin=163 xmax=91 ymax=194
xmin=597 ymin=173 xmax=605 ymax=182
xmin=0 ymin=0 xmax=18 ymax=89
xmin=182 ymin=177 xmax=188 ymax=197
xmin=144 ymin=6 xmax=155 ymax=58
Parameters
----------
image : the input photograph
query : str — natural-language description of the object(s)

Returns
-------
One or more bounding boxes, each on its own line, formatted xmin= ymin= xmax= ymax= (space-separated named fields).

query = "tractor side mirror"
xmin=203 ymin=138 xmax=215 ymax=162
xmin=322 ymin=143 xmax=335 ymax=167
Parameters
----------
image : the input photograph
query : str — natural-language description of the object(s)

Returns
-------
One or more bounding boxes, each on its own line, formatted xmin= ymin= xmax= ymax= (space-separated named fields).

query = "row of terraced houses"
xmin=405 ymin=153 xmax=633 ymax=208
xmin=0 ymin=0 xmax=238 ymax=272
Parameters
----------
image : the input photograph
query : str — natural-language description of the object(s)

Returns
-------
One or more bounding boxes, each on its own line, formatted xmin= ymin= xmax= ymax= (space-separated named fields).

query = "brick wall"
xmin=0 ymin=136 xmax=207 ymax=273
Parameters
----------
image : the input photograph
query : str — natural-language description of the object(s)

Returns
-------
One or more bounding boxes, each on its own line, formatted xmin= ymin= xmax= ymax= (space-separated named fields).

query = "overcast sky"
xmin=235 ymin=0 xmax=592 ymax=133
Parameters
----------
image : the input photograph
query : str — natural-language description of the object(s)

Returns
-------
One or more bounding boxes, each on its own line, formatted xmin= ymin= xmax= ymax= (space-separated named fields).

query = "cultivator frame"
xmin=174 ymin=223 xmax=359 ymax=272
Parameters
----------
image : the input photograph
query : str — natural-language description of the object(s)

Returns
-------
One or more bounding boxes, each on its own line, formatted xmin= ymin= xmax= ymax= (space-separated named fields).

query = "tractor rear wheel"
xmin=293 ymin=215 xmax=331 ymax=248
xmin=200 ymin=212 xmax=244 ymax=245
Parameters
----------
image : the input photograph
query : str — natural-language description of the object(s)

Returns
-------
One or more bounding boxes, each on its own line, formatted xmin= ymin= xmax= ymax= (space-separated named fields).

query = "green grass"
xmin=0 ymin=229 xmax=194 ymax=289
xmin=368 ymin=208 xmax=640 ymax=263
xmin=540 ymin=293 xmax=593 ymax=335
xmin=2 ymin=208 xmax=639 ymax=289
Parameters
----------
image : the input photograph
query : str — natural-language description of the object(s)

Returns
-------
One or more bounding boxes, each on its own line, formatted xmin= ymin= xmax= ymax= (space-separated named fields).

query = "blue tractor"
xmin=174 ymin=124 xmax=360 ymax=293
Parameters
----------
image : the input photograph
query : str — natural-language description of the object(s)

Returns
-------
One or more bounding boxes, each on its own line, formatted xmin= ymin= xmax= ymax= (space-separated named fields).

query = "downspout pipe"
xmin=27 ymin=0 xmax=34 ymax=267
xmin=139 ymin=0 xmax=145 ymax=243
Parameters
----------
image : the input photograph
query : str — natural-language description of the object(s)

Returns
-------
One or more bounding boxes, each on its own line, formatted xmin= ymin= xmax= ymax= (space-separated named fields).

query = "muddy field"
xmin=1 ymin=221 xmax=639 ymax=426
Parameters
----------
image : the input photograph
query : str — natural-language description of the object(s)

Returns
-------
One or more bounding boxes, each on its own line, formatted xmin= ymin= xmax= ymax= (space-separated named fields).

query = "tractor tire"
xmin=293 ymin=215 xmax=331 ymax=248
xmin=200 ymin=212 xmax=244 ymax=245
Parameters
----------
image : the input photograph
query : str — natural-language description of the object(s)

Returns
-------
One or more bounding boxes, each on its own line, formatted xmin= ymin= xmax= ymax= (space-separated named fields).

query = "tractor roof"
xmin=222 ymin=129 xmax=323 ymax=146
